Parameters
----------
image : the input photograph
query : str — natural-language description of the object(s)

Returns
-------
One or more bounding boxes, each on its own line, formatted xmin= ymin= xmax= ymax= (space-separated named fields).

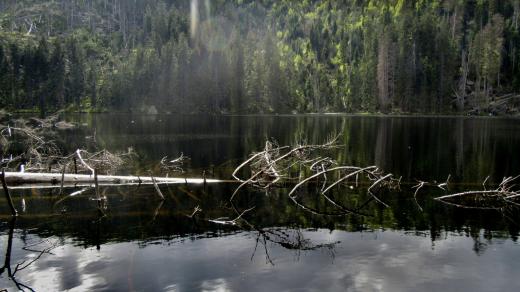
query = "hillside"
xmin=1 ymin=0 xmax=520 ymax=114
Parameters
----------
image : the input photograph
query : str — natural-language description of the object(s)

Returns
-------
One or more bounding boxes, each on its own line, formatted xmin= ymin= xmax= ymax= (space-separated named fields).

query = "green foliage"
xmin=1 ymin=0 xmax=519 ymax=113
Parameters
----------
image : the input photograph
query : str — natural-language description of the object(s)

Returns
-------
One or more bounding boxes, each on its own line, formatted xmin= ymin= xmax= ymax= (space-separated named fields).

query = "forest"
xmin=0 ymin=0 xmax=519 ymax=114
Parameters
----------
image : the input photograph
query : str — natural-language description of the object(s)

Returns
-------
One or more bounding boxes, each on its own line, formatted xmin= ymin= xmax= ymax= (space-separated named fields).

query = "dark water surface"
xmin=1 ymin=114 xmax=520 ymax=291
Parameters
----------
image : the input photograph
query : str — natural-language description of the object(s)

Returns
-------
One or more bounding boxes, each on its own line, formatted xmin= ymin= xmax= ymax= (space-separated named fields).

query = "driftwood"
xmin=230 ymin=137 xmax=400 ymax=216
xmin=411 ymin=175 xmax=451 ymax=211
xmin=0 ymin=117 xmax=176 ymax=192
xmin=76 ymin=149 xmax=94 ymax=175
xmin=2 ymin=171 xmax=223 ymax=186
xmin=1 ymin=116 xmax=132 ymax=175
xmin=160 ymin=153 xmax=190 ymax=173
xmin=435 ymin=175 xmax=520 ymax=209
xmin=1 ymin=124 xmax=61 ymax=171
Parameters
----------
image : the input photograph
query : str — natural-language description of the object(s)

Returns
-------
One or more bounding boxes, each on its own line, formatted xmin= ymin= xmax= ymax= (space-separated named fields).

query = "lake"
xmin=1 ymin=114 xmax=520 ymax=291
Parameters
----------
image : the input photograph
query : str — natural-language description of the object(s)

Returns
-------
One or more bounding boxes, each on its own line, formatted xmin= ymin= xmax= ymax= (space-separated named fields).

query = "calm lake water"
xmin=1 ymin=114 xmax=520 ymax=291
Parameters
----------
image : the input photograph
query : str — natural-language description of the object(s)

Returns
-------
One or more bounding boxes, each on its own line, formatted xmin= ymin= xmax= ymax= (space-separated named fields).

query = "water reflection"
xmin=62 ymin=114 xmax=520 ymax=183
xmin=2 ymin=183 xmax=520 ymax=245
xmin=2 ymin=227 xmax=519 ymax=291
xmin=1 ymin=182 xmax=519 ymax=291
xmin=1 ymin=114 xmax=520 ymax=291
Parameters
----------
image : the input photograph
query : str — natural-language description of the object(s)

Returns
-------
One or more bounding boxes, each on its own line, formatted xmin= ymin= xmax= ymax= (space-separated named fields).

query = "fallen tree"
xmin=4 ymin=115 xmax=520 ymax=219
xmin=435 ymin=175 xmax=520 ymax=209
xmin=0 ymin=118 xmax=222 ymax=197
xmin=230 ymin=136 xmax=401 ymax=216
xmin=2 ymin=171 xmax=223 ymax=186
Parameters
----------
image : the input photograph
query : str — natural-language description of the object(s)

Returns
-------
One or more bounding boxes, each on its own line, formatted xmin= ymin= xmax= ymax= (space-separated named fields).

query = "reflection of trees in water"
xmin=455 ymin=119 xmax=465 ymax=177
xmin=2 ymin=114 xmax=520 ymax=283
xmin=361 ymin=117 xmax=520 ymax=183
xmin=1 ymin=172 xmax=520 ymax=266
xmin=22 ymin=114 xmax=520 ymax=185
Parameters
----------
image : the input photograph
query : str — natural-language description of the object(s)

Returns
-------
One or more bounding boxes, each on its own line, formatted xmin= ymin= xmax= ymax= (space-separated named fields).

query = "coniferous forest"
xmin=1 ymin=0 xmax=520 ymax=114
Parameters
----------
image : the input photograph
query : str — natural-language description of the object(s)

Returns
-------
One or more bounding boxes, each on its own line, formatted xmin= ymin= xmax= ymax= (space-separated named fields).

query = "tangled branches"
xmin=232 ymin=136 xmax=339 ymax=190
xmin=1 ymin=123 xmax=61 ymax=172
xmin=411 ymin=175 xmax=451 ymax=211
xmin=73 ymin=148 xmax=136 ymax=175
xmin=160 ymin=153 xmax=190 ymax=173
xmin=1 ymin=115 xmax=135 ymax=175
xmin=435 ymin=175 xmax=520 ymax=209
xmin=231 ymin=137 xmax=400 ymax=216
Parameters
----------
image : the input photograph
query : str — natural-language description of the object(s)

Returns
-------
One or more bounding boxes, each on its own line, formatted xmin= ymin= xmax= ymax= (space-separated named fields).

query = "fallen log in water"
xmin=434 ymin=175 xmax=520 ymax=209
xmin=2 ymin=171 xmax=225 ymax=187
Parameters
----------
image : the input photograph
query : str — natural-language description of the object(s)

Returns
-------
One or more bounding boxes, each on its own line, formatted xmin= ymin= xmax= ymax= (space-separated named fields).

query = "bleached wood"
xmin=2 ymin=172 xmax=223 ymax=186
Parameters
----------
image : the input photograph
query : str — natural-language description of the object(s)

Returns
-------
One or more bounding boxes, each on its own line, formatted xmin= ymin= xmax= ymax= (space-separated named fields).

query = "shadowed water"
xmin=1 ymin=114 xmax=520 ymax=291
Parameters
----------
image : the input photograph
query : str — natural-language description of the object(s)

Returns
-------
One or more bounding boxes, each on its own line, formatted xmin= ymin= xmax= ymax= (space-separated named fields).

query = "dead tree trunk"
xmin=455 ymin=49 xmax=469 ymax=111
xmin=2 ymin=172 xmax=223 ymax=186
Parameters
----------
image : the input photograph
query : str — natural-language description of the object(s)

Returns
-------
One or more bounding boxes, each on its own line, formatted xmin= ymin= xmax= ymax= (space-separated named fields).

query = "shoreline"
xmin=9 ymin=110 xmax=520 ymax=119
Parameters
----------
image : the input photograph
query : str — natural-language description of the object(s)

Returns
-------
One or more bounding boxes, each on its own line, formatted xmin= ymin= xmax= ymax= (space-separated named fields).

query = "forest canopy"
xmin=0 ymin=0 xmax=519 ymax=114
